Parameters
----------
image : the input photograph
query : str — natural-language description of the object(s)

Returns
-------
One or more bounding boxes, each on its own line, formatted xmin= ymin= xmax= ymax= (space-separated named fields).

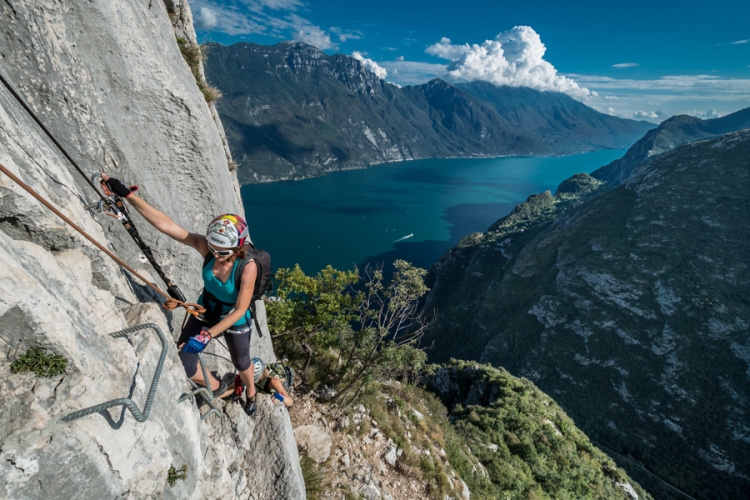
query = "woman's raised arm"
xmin=101 ymin=173 xmax=208 ymax=256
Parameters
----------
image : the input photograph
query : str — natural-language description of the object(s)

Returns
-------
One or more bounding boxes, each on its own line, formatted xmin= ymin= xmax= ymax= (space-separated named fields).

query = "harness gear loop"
xmin=0 ymin=162 xmax=205 ymax=318
xmin=0 ymin=66 xmax=186 ymax=303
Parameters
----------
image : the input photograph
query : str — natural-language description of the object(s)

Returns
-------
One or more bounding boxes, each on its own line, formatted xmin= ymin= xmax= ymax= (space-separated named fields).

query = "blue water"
xmin=241 ymin=150 xmax=624 ymax=275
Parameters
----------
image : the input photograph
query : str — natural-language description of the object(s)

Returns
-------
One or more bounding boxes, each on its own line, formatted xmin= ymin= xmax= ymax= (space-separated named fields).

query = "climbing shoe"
xmin=226 ymin=375 xmax=244 ymax=402
xmin=212 ymin=379 xmax=229 ymax=399
xmin=244 ymin=392 xmax=257 ymax=418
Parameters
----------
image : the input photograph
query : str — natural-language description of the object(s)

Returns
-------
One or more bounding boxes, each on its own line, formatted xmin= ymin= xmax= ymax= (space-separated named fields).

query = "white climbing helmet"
xmin=251 ymin=358 xmax=265 ymax=382
xmin=206 ymin=214 xmax=251 ymax=249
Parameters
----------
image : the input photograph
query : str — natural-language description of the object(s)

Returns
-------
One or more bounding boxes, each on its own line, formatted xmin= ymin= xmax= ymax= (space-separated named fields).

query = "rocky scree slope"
xmin=287 ymin=367 xmax=649 ymax=500
xmin=0 ymin=1 xmax=304 ymax=498
xmin=421 ymin=130 xmax=750 ymax=499
xmin=201 ymin=41 xmax=652 ymax=183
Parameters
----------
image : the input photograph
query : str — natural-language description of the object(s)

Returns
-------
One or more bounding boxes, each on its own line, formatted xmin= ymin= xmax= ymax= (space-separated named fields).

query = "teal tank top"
xmin=200 ymin=257 xmax=251 ymax=326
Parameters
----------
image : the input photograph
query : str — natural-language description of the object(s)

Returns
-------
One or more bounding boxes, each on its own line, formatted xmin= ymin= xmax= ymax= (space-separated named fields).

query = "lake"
xmin=241 ymin=150 xmax=624 ymax=275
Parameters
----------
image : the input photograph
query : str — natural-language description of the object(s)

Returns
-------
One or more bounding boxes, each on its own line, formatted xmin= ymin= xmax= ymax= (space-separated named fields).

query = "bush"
xmin=167 ymin=465 xmax=187 ymax=487
xmin=267 ymin=261 xmax=433 ymax=407
xmin=10 ymin=348 xmax=67 ymax=377
xmin=300 ymin=454 xmax=324 ymax=500
xmin=176 ymin=37 xmax=221 ymax=103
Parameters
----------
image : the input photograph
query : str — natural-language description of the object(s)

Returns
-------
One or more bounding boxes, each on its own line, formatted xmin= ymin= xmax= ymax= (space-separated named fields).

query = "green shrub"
xmin=176 ymin=37 xmax=221 ymax=103
xmin=300 ymin=454 xmax=324 ymax=500
xmin=167 ymin=465 xmax=187 ymax=487
xmin=10 ymin=348 xmax=67 ymax=377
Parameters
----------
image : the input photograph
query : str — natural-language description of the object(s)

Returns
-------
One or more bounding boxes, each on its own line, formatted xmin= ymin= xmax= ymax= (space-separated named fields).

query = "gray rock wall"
xmin=1 ymin=0 xmax=241 ymax=323
xmin=0 ymin=0 xmax=303 ymax=498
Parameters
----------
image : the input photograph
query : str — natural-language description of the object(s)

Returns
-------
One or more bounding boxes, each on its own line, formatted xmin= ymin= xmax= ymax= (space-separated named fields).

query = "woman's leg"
xmin=178 ymin=316 xmax=222 ymax=391
xmin=224 ymin=323 xmax=257 ymax=409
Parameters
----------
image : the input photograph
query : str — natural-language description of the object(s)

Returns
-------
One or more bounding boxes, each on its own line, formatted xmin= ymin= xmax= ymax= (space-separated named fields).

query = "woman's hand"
xmin=100 ymin=173 xmax=138 ymax=198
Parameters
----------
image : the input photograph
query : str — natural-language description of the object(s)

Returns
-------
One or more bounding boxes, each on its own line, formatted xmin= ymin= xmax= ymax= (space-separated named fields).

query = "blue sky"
xmin=189 ymin=0 xmax=750 ymax=122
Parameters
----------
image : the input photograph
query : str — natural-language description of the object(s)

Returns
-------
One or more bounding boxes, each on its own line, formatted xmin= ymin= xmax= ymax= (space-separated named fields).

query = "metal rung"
xmin=60 ymin=323 xmax=167 ymax=423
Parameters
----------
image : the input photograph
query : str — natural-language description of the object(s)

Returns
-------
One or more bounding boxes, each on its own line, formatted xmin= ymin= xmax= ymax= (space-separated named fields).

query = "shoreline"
xmin=239 ymin=147 xmax=617 ymax=186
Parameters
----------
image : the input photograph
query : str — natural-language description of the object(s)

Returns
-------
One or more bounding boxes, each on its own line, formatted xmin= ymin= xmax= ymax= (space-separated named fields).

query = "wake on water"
xmin=393 ymin=233 xmax=414 ymax=243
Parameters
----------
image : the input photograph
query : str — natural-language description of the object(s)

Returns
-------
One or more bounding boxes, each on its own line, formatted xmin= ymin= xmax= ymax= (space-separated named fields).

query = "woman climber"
xmin=100 ymin=174 xmax=260 ymax=418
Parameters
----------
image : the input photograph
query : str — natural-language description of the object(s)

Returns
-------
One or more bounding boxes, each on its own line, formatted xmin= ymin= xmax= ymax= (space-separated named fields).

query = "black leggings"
xmin=178 ymin=315 xmax=252 ymax=377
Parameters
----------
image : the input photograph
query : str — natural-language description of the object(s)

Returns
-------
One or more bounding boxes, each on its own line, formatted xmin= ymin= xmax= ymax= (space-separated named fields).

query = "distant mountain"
xmin=591 ymin=107 xmax=750 ymax=186
xmin=421 ymin=129 xmax=750 ymax=499
xmin=458 ymin=81 xmax=654 ymax=152
xmin=202 ymin=42 xmax=653 ymax=183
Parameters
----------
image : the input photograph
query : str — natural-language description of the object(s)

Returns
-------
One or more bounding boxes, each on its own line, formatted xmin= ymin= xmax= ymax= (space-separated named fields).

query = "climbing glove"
xmin=103 ymin=176 xmax=138 ymax=198
xmin=182 ymin=327 xmax=212 ymax=354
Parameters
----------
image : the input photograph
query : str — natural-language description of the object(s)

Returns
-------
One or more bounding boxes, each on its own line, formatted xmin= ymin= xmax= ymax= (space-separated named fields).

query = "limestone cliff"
xmin=0 ymin=1 xmax=304 ymax=498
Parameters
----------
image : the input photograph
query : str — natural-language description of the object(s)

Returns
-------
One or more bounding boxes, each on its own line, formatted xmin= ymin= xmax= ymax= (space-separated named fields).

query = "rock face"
xmin=202 ymin=41 xmax=653 ymax=184
xmin=0 ymin=1 xmax=304 ymax=498
xmin=423 ymin=131 xmax=750 ymax=499
xmin=1 ymin=0 xmax=242 ymax=323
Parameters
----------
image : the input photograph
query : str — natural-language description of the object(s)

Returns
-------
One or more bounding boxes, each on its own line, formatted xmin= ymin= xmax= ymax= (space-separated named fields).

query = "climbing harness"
xmin=0 ymin=162 xmax=204 ymax=317
xmin=0 ymin=67 xmax=186 ymax=303
xmin=60 ymin=323 xmax=168 ymax=423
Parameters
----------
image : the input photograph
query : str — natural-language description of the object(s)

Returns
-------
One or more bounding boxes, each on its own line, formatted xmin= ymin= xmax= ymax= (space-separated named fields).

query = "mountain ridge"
xmin=591 ymin=107 xmax=750 ymax=186
xmin=203 ymin=41 xmax=653 ymax=183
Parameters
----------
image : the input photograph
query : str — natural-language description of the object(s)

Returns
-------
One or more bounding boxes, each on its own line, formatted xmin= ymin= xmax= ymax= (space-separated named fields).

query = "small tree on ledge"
xmin=267 ymin=260 xmax=433 ymax=408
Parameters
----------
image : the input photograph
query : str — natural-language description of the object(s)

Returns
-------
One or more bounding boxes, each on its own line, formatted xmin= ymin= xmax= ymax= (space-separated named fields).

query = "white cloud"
xmin=352 ymin=51 xmax=387 ymax=79
xmin=381 ymin=47 xmax=399 ymax=51
xmin=249 ymin=0 xmax=304 ymax=10
xmin=293 ymin=26 xmax=334 ymax=50
xmin=286 ymin=13 xmax=336 ymax=50
xmin=396 ymin=56 xmax=404 ymax=61
xmin=425 ymin=26 xmax=593 ymax=100
xmin=331 ymin=27 xmax=363 ymax=43
xmin=190 ymin=1 xmax=266 ymax=35
xmin=730 ymin=39 xmax=749 ymax=45
xmin=633 ymin=110 xmax=662 ymax=119
xmin=579 ymin=73 xmax=750 ymax=123
xmin=190 ymin=0 xmax=356 ymax=51
xmin=194 ymin=6 xmax=219 ymax=31
xmin=688 ymin=108 xmax=722 ymax=119
xmin=612 ymin=62 xmax=638 ymax=68
xmin=570 ymin=74 xmax=750 ymax=94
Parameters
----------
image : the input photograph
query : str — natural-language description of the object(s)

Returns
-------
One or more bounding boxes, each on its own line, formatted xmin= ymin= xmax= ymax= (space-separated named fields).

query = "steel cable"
xmin=0 ymin=162 xmax=204 ymax=317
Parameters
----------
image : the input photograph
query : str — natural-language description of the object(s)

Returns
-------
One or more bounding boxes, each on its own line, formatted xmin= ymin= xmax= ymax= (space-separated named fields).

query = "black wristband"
xmin=105 ymin=177 xmax=133 ymax=198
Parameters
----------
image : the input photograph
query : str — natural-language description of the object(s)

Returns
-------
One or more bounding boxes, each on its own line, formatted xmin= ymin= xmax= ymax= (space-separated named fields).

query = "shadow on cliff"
xmin=222 ymin=117 xmax=315 ymax=164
